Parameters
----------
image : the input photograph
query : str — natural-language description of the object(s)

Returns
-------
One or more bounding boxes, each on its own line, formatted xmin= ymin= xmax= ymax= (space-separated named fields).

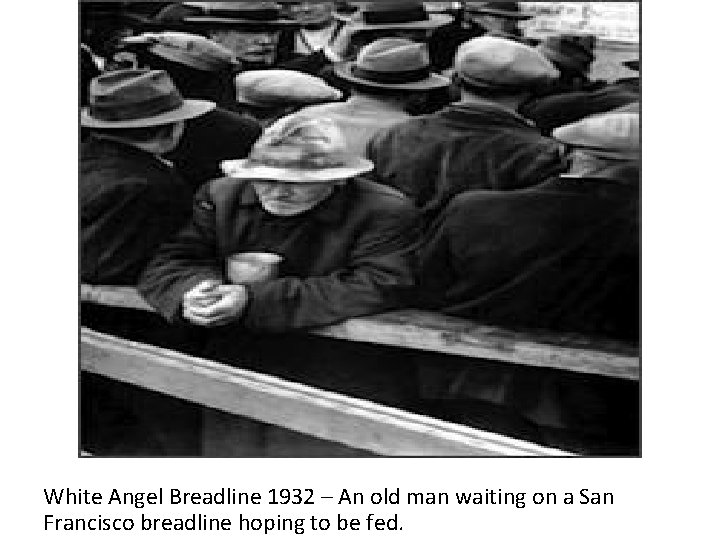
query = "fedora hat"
xmin=335 ymin=38 xmax=449 ymax=90
xmin=623 ymin=59 xmax=640 ymax=71
xmin=553 ymin=112 xmax=640 ymax=160
xmin=182 ymin=2 xmax=298 ymax=27
xmin=455 ymin=35 xmax=559 ymax=91
xmin=80 ymin=69 xmax=215 ymax=129
xmin=465 ymin=2 xmax=533 ymax=20
xmin=333 ymin=1 xmax=452 ymax=30
xmin=538 ymin=34 xmax=596 ymax=73
xmin=235 ymin=69 xmax=343 ymax=107
xmin=221 ymin=116 xmax=374 ymax=183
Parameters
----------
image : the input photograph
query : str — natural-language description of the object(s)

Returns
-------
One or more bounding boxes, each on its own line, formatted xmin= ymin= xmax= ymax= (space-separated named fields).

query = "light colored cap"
xmin=144 ymin=31 xmax=238 ymax=71
xmin=334 ymin=38 xmax=449 ymax=90
xmin=455 ymin=35 xmax=559 ymax=91
xmin=553 ymin=112 xmax=640 ymax=160
xmin=222 ymin=116 xmax=374 ymax=183
xmin=235 ymin=69 xmax=343 ymax=107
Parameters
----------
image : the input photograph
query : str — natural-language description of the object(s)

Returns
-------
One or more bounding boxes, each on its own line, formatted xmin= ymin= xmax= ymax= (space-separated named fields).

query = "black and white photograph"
xmin=78 ymin=0 xmax=641 ymax=457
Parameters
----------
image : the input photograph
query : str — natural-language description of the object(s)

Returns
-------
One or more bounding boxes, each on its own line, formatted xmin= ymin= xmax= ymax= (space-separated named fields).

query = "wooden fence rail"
xmin=81 ymin=328 xmax=569 ymax=456
xmin=80 ymin=284 xmax=639 ymax=380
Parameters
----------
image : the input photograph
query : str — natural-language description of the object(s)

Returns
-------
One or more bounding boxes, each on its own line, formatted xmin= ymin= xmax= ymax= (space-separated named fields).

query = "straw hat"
xmin=80 ymin=69 xmax=215 ymax=129
xmin=222 ymin=116 xmax=374 ymax=182
xmin=335 ymin=38 xmax=449 ymax=90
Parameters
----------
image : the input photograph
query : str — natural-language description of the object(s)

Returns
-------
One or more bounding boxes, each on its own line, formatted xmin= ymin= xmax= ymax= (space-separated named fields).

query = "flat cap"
xmin=235 ymin=69 xmax=343 ymax=107
xmin=553 ymin=112 xmax=639 ymax=159
xmin=145 ymin=32 xmax=238 ymax=71
xmin=455 ymin=36 xmax=559 ymax=91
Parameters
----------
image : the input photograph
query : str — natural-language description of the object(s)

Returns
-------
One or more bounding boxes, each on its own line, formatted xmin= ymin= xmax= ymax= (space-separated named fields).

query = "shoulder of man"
xmin=193 ymin=176 xmax=251 ymax=211
xmin=352 ymin=177 xmax=413 ymax=202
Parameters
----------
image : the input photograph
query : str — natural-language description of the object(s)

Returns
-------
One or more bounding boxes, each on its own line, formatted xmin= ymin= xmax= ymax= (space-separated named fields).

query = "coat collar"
xmin=441 ymin=101 xmax=537 ymax=129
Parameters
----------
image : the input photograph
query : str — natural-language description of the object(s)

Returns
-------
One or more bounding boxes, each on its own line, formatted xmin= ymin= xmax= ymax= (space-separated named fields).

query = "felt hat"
xmin=335 ymin=38 xmax=449 ymax=90
xmin=464 ymin=2 xmax=533 ymax=20
xmin=182 ymin=2 xmax=298 ymax=27
xmin=128 ymin=32 xmax=239 ymax=71
xmin=538 ymin=34 xmax=597 ymax=73
xmin=553 ymin=112 xmax=640 ymax=160
xmin=332 ymin=1 xmax=452 ymax=30
xmin=623 ymin=59 xmax=640 ymax=71
xmin=455 ymin=35 xmax=559 ymax=91
xmin=235 ymin=69 xmax=343 ymax=107
xmin=222 ymin=116 xmax=374 ymax=182
xmin=80 ymin=69 xmax=216 ymax=129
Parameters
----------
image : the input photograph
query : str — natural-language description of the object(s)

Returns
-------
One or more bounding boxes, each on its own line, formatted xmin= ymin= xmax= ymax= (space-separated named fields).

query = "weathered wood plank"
xmin=81 ymin=284 xmax=639 ymax=380
xmin=81 ymin=328 xmax=570 ymax=456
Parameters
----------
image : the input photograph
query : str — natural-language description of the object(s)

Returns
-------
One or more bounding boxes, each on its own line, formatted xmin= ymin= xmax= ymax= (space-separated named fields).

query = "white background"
xmin=2 ymin=1 xmax=718 ymax=538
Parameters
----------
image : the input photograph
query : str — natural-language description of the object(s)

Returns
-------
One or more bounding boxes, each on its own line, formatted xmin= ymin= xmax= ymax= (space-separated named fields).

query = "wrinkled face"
xmin=288 ymin=2 xmax=334 ymax=26
xmin=252 ymin=179 xmax=336 ymax=216
xmin=208 ymin=29 xmax=281 ymax=64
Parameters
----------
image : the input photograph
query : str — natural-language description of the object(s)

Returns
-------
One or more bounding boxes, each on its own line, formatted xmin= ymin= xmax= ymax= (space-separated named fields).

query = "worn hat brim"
xmin=331 ymin=12 xmax=452 ymax=30
xmin=334 ymin=62 xmax=449 ymax=90
xmin=221 ymin=157 xmax=374 ymax=183
xmin=467 ymin=8 xmax=534 ymax=20
xmin=182 ymin=16 xmax=299 ymax=27
xmin=80 ymin=99 xmax=216 ymax=129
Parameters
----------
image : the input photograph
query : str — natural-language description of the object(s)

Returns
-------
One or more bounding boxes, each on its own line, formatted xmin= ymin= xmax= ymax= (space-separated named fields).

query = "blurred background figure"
xmin=416 ymin=111 xmax=639 ymax=453
xmin=429 ymin=1 xmax=534 ymax=71
xmin=292 ymin=38 xmax=449 ymax=156
xmin=520 ymin=34 xmax=638 ymax=134
xmin=282 ymin=1 xmax=451 ymax=77
xmin=155 ymin=2 xmax=300 ymax=68
xmin=368 ymin=35 xmax=564 ymax=221
xmin=234 ymin=69 xmax=343 ymax=127
xmin=280 ymin=1 xmax=339 ymax=55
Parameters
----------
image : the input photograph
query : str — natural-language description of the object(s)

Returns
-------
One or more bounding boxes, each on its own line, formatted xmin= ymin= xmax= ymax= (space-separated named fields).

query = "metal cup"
xmin=226 ymin=252 xmax=283 ymax=285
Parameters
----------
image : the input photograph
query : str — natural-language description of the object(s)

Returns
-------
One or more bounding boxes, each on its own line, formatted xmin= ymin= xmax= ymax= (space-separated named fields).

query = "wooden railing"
xmin=80 ymin=284 xmax=639 ymax=381
xmin=81 ymin=327 xmax=568 ymax=456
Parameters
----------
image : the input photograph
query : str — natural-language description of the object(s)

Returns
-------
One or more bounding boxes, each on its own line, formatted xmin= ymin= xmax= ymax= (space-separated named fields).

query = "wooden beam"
xmin=81 ymin=284 xmax=639 ymax=380
xmin=81 ymin=328 xmax=570 ymax=456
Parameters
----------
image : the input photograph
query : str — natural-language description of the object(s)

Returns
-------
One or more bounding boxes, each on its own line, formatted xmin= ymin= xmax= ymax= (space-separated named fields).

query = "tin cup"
xmin=226 ymin=252 xmax=283 ymax=285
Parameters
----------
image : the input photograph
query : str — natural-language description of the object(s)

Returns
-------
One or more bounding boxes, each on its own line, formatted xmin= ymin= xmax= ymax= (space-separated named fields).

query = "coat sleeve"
xmin=81 ymin=177 xmax=191 ymax=285
xmin=243 ymin=203 xmax=422 ymax=332
xmin=137 ymin=185 xmax=225 ymax=322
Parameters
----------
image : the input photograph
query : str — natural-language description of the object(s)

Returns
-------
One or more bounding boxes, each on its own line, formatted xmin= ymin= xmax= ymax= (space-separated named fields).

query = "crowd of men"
xmin=80 ymin=2 xmax=640 ymax=455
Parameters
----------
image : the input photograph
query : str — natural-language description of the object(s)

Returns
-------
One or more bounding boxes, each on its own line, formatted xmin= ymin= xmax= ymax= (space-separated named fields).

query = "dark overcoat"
xmin=138 ymin=176 xmax=421 ymax=332
xmin=367 ymin=102 xmax=566 ymax=220
xmin=418 ymin=176 xmax=639 ymax=342
xmin=81 ymin=136 xmax=193 ymax=285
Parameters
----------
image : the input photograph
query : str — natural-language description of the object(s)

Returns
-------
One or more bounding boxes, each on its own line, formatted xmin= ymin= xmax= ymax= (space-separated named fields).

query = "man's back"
xmin=419 ymin=176 xmax=639 ymax=342
xmin=81 ymin=136 xmax=193 ymax=284
xmin=368 ymin=102 xmax=565 ymax=219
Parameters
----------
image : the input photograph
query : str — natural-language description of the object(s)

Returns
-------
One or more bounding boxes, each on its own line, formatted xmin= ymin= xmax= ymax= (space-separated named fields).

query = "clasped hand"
xmin=182 ymin=280 xmax=248 ymax=327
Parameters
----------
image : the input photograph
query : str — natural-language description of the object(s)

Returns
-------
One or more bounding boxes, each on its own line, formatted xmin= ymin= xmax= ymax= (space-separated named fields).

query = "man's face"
xmin=208 ymin=28 xmax=281 ymax=65
xmin=288 ymin=2 xmax=334 ymax=27
xmin=252 ymin=179 xmax=336 ymax=216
